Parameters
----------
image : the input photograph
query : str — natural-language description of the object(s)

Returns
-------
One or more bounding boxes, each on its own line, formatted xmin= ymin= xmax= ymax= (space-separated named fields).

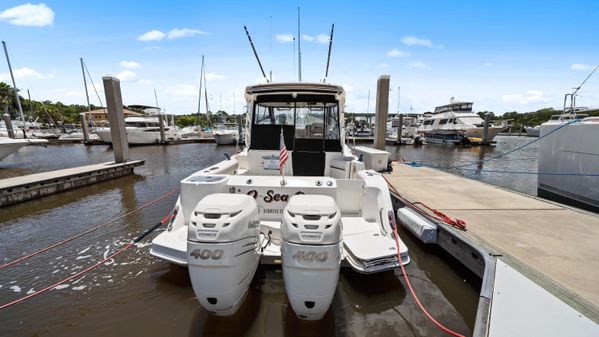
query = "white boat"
xmin=538 ymin=113 xmax=599 ymax=212
xmin=57 ymin=131 xmax=101 ymax=142
xmin=0 ymin=136 xmax=48 ymax=160
xmin=95 ymin=116 xmax=181 ymax=145
xmin=150 ymin=82 xmax=410 ymax=320
xmin=419 ymin=98 xmax=504 ymax=144
xmin=386 ymin=115 xmax=422 ymax=145
xmin=212 ymin=124 xmax=239 ymax=145
xmin=524 ymin=126 xmax=540 ymax=137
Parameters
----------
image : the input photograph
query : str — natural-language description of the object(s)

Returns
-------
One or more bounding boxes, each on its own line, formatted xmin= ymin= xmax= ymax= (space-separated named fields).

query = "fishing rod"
xmin=243 ymin=25 xmax=270 ymax=83
xmin=323 ymin=23 xmax=335 ymax=83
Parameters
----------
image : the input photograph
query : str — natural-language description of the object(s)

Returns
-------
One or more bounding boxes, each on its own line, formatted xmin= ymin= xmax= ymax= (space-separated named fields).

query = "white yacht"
xmin=0 ymin=136 xmax=48 ymax=160
xmin=95 ymin=116 xmax=181 ymax=145
xmin=150 ymin=82 xmax=410 ymax=320
xmin=538 ymin=111 xmax=598 ymax=212
xmin=212 ymin=123 xmax=240 ymax=145
xmin=419 ymin=99 xmax=504 ymax=144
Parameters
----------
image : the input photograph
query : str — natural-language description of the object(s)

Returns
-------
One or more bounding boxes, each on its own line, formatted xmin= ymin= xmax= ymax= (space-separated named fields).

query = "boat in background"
xmin=96 ymin=116 xmax=181 ymax=145
xmin=0 ymin=136 xmax=48 ymax=160
xmin=524 ymin=126 xmax=540 ymax=137
xmin=386 ymin=114 xmax=424 ymax=145
xmin=419 ymin=98 xmax=504 ymax=144
xmin=212 ymin=123 xmax=239 ymax=145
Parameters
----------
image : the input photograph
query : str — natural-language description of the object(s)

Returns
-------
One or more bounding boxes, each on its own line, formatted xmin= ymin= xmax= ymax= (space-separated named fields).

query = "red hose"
xmin=0 ymin=187 xmax=179 ymax=270
xmin=391 ymin=213 xmax=466 ymax=337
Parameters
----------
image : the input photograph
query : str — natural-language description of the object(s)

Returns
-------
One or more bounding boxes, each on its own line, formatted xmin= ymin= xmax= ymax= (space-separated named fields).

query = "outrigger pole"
xmin=323 ymin=23 xmax=335 ymax=83
xmin=243 ymin=26 xmax=270 ymax=83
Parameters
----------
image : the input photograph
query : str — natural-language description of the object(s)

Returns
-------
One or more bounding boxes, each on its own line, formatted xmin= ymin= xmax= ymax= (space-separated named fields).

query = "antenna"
xmin=323 ymin=23 xmax=335 ymax=83
xmin=565 ymin=64 xmax=598 ymax=112
xmin=243 ymin=26 xmax=270 ymax=83
xmin=297 ymin=7 xmax=302 ymax=82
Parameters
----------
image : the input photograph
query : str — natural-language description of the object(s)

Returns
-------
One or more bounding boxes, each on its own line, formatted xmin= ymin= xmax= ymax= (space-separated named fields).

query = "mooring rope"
xmin=0 ymin=215 xmax=169 ymax=311
xmin=0 ymin=187 xmax=179 ymax=270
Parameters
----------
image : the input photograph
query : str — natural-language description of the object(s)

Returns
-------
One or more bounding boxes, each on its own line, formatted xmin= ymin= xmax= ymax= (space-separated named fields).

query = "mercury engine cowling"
xmin=187 ymin=193 xmax=260 ymax=316
xmin=281 ymin=195 xmax=342 ymax=320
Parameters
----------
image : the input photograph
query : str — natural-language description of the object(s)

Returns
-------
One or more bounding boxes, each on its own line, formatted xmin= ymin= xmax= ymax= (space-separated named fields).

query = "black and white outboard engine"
xmin=187 ymin=193 xmax=260 ymax=315
xmin=281 ymin=195 xmax=342 ymax=320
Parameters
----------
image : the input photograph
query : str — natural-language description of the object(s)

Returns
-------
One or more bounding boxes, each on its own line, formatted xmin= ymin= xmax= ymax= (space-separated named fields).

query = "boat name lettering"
xmin=190 ymin=248 xmax=224 ymax=260
xmin=246 ymin=190 xmax=305 ymax=203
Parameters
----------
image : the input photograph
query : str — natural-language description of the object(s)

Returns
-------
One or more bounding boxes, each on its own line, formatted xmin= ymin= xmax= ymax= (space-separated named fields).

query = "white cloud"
xmin=137 ymin=30 xmax=166 ymax=41
xmin=0 ymin=67 xmax=46 ymax=81
xmin=165 ymin=84 xmax=197 ymax=97
xmin=144 ymin=46 xmax=161 ymax=51
xmin=137 ymin=79 xmax=153 ymax=85
xmin=167 ymin=28 xmax=208 ymax=40
xmin=378 ymin=63 xmax=389 ymax=68
xmin=502 ymin=90 xmax=549 ymax=104
xmin=408 ymin=61 xmax=430 ymax=69
xmin=315 ymin=34 xmax=330 ymax=44
xmin=115 ymin=70 xmax=136 ymax=81
xmin=570 ymin=63 xmax=591 ymax=70
xmin=275 ymin=34 xmax=294 ymax=43
xmin=0 ymin=3 xmax=54 ymax=27
xmin=301 ymin=34 xmax=329 ymax=44
xmin=484 ymin=62 xmax=494 ymax=67
xmin=205 ymin=72 xmax=225 ymax=81
xmin=120 ymin=60 xmax=141 ymax=69
xmin=386 ymin=48 xmax=409 ymax=58
xmin=301 ymin=34 xmax=314 ymax=42
xmin=342 ymin=84 xmax=353 ymax=93
xmin=401 ymin=36 xmax=443 ymax=48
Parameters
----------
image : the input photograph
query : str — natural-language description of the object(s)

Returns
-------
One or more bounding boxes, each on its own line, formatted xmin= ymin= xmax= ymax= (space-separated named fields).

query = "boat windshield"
xmin=253 ymin=101 xmax=339 ymax=140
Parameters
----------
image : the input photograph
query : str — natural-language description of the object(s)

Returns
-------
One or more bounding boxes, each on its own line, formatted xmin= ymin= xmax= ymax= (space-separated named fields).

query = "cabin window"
xmin=325 ymin=103 xmax=340 ymax=140
xmin=295 ymin=102 xmax=325 ymax=139
xmin=254 ymin=103 xmax=295 ymax=126
xmin=439 ymin=119 xmax=448 ymax=125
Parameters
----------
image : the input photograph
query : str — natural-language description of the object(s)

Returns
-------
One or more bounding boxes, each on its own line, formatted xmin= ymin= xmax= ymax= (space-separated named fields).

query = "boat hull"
xmin=538 ymin=120 xmax=599 ymax=212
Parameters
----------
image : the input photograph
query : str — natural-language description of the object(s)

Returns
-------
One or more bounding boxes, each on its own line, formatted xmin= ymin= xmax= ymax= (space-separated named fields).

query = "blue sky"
xmin=1 ymin=1 xmax=598 ymax=115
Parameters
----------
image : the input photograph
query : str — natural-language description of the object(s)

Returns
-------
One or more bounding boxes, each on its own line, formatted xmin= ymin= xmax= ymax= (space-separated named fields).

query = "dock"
xmin=386 ymin=163 xmax=599 ymax=335
xmin=0 ymin=160 xmax=144 ymax=207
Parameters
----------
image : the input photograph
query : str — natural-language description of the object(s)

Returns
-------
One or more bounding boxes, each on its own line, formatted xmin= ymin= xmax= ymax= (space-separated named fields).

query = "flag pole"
xmin=280 ymin=127 xmax=287 ymax=186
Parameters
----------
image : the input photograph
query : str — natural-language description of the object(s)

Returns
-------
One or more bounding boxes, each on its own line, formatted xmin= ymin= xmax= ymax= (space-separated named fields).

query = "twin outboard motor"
xmin=187 ymin=193 xmax=260 ymax=315
xmin=281 ymin=195 xmax=342 ymax=320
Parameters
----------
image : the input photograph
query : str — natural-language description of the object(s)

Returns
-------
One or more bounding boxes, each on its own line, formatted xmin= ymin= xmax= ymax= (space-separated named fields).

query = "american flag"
xmin=279 ymin=130 xmax=288 ymax=172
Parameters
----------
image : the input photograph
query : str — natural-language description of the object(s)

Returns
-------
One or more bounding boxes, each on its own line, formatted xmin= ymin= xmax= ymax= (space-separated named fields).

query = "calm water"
xmin=386 ymin=135 xmax=539 ymax=196
xmin=0 ymin=139 xmax=525 ymax=337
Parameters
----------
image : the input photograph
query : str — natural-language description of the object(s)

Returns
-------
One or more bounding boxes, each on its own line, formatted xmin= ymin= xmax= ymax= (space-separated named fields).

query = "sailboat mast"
xmin=2 ymin=41 xmax=27 ymax=135
xmin=197 ymin=55 xmax=205 ymax=125
xmin=297 ymin=7 xmax=302 ymax=82
xmin=80 ymin=58 xmax=91 ymax=113
xmin=204 ymin=61 xmax=210 ymax=127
